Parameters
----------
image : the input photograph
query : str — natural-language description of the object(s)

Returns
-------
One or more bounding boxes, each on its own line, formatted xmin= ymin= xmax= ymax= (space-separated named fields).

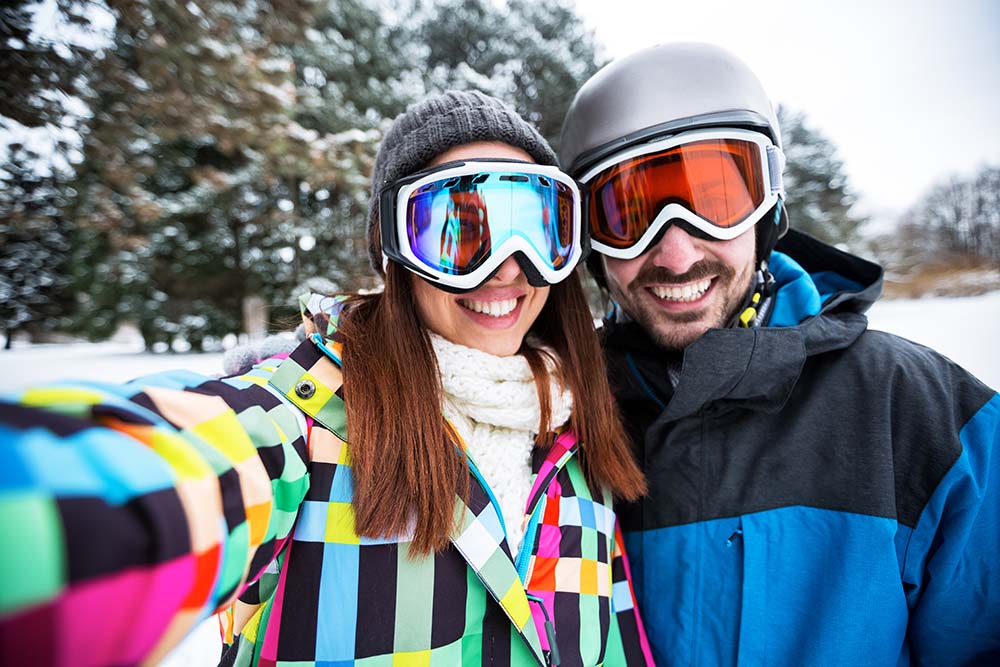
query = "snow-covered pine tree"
xmin=779 ymin=106 xmax=867 ymax=248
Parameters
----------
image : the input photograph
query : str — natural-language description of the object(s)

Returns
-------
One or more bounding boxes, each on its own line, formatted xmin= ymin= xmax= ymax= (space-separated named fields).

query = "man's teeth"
xmin=459 ymin=298 xmax=518 ymax=317
xmin=650 ymin=279 xmax=712 ymax=302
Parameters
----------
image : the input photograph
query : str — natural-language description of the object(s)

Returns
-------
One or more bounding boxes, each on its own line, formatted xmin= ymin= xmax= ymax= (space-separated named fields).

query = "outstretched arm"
xmin=0 ymin=361 xmax=310 ymax=666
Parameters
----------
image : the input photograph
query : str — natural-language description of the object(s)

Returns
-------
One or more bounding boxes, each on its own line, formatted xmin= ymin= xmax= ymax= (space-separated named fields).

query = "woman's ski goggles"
xmin=578 ymin=128 xmax=785 ymax=259
xmin=380 ymin=160 xmax=585 ymax=292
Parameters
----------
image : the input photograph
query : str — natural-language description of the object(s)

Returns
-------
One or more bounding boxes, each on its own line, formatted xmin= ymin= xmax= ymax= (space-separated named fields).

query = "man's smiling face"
xmin=603 ymin=223 xmax=756 ymax=350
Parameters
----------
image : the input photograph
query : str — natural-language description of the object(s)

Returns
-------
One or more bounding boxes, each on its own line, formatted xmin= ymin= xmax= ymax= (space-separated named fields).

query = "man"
xmin=559 ymin=42 xmax=999 ymax=665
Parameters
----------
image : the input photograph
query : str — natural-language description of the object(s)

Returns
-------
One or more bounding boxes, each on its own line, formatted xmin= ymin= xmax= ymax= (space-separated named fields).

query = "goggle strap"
xmin=766 ymin=145 xmax=785 ymax=196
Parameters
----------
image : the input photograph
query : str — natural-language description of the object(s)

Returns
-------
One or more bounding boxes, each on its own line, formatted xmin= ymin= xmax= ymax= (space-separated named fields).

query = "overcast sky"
xmin=572 ymin=0 xmax=1000 ymax=223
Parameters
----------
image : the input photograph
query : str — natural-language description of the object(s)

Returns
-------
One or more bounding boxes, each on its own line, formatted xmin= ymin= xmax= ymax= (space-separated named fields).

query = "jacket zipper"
xmin=515 ymin=509 xmax=542 ymax=582
xmin=515 ymin=442 xmax=578 ymax=582
xmin=466 ymin=453 xmax=509 ymax=538
xmin=465 ymin=436 xmax=579 ymax=667
xmin=526 ymin=593 xmax=560 ymax=666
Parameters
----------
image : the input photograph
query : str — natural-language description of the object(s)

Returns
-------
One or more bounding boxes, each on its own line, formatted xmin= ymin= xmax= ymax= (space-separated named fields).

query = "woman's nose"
xmin=490 ymin=255 xmax=524 ymax=283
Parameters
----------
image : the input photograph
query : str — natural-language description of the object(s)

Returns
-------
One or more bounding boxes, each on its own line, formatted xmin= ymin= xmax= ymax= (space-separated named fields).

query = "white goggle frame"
xmin=578 ymin=128 xmax=785 ymax=260
xmin=385 ymin=160 xmax=584 ymax=291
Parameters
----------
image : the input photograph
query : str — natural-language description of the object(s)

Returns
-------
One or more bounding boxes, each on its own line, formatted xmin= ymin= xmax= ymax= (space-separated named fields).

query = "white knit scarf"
xmin=430 ymin=333 xmax=573 ymax=553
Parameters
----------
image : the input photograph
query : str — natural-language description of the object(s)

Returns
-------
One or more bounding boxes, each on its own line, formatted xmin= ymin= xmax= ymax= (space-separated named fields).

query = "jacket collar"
xmin=526 ymin=431 xmax=579 ymax=515
xmin=665 ymin=326 xmax=807 ymax=421
xmin=450 ymin=484 xmax=547 ymax=665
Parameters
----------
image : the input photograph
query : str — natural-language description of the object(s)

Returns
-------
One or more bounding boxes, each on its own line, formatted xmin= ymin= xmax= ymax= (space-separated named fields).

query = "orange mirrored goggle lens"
xmin=587 ymin=138 xmax=767 ymax=249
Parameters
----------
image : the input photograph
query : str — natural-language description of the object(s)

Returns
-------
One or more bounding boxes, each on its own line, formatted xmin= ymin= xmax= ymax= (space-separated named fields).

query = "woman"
xmin=0 ymin=91 xmax=651 ymax=667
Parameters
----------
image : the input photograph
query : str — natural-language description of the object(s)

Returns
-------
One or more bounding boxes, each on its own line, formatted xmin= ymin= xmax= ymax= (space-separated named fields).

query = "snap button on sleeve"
xmin=295 ymin=379 xmax=316 ymax=399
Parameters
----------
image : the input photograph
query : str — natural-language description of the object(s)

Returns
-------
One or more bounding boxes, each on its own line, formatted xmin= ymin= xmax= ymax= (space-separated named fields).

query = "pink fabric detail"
xmin=552 ymin=429 xmax=576 ymax=451
xmin=526 ymin=591 xmax=557 ymax=651
xmin=535 ymin=524 xmax=563 ymax=559
xmin=0 ymin=601 xmax=57 ymax=666
xmin=305 ymin=416 xmax=315 ymax=458
xmin=614 ymin=522 xmax=656 ymax=666
xmin=57 ymin=555 xmax=195 ymax=666
xmin=259 ymin=538 xmax=294 ymax=663
xmin=525 ymin=430 xmax=576 ymax=511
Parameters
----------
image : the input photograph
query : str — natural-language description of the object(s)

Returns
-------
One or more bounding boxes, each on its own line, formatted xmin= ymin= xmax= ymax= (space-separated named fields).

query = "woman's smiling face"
xmin=410 ymin=141 xmax=550 ymax=357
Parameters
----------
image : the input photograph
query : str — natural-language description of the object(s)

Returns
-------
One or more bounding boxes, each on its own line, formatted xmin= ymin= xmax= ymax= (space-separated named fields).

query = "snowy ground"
xmin=866 ymin=291 xmax=1000 ymax=389
xmin=1 ymin=292 xmax=997 ymax=666
xmin=3 ymin=292 xmax=997 ymax=393
xmin=1 ymin=340 xmax=225 ymax=391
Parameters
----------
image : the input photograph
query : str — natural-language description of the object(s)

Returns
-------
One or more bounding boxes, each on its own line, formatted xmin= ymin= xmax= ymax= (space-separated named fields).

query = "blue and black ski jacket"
xmin=603 ymin=229 xmax=1000 ymax=666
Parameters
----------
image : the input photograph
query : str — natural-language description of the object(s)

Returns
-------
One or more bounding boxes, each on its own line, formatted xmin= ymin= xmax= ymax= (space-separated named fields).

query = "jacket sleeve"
xmin=903 ymin=392 xmax=1000 ymax=664
xmin=0 ymin=359 xmax=311 ymax=667
xmin=219 ymin=553 xmax=281 ymax=649
xmin=602 ymin=519 xmax=655 ymax=666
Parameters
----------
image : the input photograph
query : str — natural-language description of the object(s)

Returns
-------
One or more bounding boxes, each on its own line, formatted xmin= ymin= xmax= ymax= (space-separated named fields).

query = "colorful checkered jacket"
xmin=0 ymin=297 xmax=654 ymax=667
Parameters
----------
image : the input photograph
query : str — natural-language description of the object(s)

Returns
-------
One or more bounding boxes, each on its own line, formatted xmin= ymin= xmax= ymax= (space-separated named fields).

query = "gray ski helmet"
xmin=560 ymin=42 xmax=789 ymax=279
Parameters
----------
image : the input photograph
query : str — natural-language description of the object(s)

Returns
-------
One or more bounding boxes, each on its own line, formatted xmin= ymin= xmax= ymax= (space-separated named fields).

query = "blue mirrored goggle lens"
xmin=405 ymin=173 xmax=575 ymax=276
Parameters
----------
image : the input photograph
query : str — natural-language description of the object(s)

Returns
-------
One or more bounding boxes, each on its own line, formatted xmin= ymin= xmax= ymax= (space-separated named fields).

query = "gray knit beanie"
xmin=367 ymin=90 xmax=559 ymax=275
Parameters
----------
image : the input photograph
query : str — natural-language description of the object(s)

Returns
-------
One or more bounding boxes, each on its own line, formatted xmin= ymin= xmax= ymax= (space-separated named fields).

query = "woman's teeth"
xmin=650 ymin=279 xmax=712 ymax=302
xmin=459 ymin=298 xmax=518 ymax=317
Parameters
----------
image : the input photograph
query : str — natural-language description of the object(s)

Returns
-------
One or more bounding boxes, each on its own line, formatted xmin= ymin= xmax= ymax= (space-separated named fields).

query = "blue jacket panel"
xmin=604 ymin=229 xmax=1000 ymax=666
xmin=903 ymin=394 xmax=1000 ymax=665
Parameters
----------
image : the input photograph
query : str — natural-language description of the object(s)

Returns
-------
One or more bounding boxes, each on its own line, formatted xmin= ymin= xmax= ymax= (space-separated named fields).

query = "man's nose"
xmin=647 ymin=223 xmax=705 ymax=275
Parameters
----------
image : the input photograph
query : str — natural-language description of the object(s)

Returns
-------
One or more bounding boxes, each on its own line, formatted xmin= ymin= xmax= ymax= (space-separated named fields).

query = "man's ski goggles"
xmin=380 ymin=160 xmax=585 ymax=292
xmin=578 ymin=128 xmax=785 ymax=259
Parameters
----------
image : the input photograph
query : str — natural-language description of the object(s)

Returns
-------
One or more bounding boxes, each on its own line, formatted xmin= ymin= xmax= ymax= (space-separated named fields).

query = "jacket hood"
xmin=767 ymin=228 xmax=883 ymax=354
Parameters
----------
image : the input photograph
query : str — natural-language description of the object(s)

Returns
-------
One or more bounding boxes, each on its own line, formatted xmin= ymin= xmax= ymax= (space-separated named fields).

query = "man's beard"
xmin=617 ymin=258 xmax=754 ymax=350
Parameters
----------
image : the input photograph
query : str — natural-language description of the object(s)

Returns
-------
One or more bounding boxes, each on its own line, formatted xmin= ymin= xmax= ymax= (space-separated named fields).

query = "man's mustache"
xmin=632 ymin=260 xmax=735 ymax=287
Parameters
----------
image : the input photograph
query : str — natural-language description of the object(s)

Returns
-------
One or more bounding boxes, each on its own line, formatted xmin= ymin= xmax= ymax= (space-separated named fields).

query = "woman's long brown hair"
xmin=338 ymin=261 xmax=646 ymax=556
